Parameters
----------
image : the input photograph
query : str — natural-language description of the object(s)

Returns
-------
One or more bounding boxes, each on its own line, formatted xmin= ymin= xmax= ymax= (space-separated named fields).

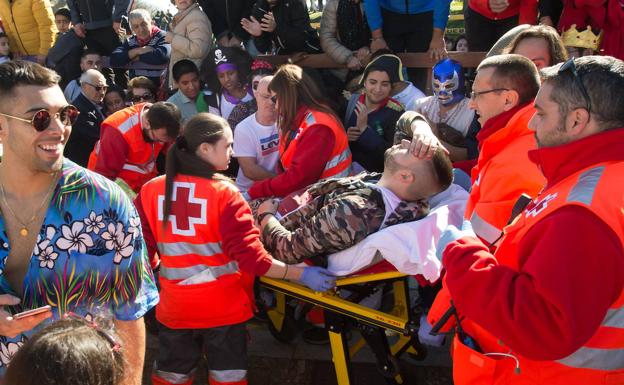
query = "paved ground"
xmin=142 ymin=320 xmax=453 ymax=385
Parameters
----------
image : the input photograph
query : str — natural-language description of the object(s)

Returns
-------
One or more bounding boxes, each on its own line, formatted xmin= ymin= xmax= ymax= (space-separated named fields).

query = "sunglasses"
xmin=558 ymin=58 xmax=592 ymax=114
xmin=85 ymin=83 xmax=108 ymax=92
xmin=0 ymin=105 xmax=79 ymax=132
xmin=470 ymin=88 xmax=509 ymax=100
xmin=132 ymin=93 xmax=154 ymax=102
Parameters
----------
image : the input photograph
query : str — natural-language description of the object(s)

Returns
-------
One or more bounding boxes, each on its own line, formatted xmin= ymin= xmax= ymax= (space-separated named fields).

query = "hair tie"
xmin=176 ymin=136 xmax=188 ymax=150
xmin=251 ymin=59 xmax=274 ymax=71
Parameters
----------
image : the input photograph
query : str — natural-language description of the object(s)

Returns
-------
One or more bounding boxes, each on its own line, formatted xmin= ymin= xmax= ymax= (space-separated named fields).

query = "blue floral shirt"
xmin=0 ymin=160 xmax=159 ymax=370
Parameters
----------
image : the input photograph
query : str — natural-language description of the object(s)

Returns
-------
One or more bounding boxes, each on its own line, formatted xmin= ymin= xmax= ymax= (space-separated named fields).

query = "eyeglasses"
xmin=132 ymin=93 xmax=154 ymax=102
xmin=270 ymin=95 xmax=277 ymax=104
xmin=63 ymin=312 xmax=122 ymax=352
xmin=85 ymin=83 xmax=108 ymax=92
xmin=0 ymin=105 xmax=80 ymax=132
xmin=470 ymin=88 xmax=510 ymax=100
xmin=558 ymin=58 xmax=591 ymax=114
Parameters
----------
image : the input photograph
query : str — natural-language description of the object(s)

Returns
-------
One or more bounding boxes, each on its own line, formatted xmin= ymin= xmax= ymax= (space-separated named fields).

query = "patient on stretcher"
xmin=255 ymin=143 xmax=453 ymax=265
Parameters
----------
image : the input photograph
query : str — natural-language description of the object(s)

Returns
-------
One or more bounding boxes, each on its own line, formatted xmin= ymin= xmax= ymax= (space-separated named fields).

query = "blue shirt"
xmin=0 ymin=160 xmax=159 ymax=370
xmin=363 ymin=0 xmax=452 ymax=31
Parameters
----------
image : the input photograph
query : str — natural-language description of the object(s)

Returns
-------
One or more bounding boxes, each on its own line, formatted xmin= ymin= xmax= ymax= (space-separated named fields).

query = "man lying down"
xmin=255 ymin=139 xmax=454 ymax=265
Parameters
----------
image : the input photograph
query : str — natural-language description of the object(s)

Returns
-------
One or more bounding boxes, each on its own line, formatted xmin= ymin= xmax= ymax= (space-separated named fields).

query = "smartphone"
xmin=12 ymin=305 xmax=52 ymax=320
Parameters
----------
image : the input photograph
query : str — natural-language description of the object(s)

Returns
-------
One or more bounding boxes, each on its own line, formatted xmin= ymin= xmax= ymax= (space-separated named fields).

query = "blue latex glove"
xmin=436 ymin=220 xmax=476 ymax=262
xmin=300 ymin=266 xmax=336 ymax=292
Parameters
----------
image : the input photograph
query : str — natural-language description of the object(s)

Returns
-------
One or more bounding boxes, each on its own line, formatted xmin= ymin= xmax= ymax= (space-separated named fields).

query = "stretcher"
xmin=260 ymin=261 xmax=427 ymax=385
xmin=259 ymin=184 xmax=470 ymax=384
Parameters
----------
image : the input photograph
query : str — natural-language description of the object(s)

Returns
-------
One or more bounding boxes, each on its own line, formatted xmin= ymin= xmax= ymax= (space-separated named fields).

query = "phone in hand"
xmin=12 ymin=305 xmax=52 ymax=320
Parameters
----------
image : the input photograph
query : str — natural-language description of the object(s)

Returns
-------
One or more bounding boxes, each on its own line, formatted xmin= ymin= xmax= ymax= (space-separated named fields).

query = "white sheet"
xmin=327 ymin=184 xmax=468 ymax=282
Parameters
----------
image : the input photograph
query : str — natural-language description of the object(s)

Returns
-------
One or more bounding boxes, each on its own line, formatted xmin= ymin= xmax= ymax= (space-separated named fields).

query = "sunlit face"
xmin=198 ymin=126 xmax=234 ymax=170
xmin=363 ymin=70 xmax=392 ymax=105
xmin=528 ymin=81 xmax=571 ymax=148
xmin=130 ymin=17 xmax=151 ymax=41
xmin=82 ymin=74 xmax=107 ymax=104
xmin=0 ymin=85 xmax=72 ymax=173
xmin=177 ymin=72 xmax=200 ymax=100
xmin=455 ymin=38 xmax=469 ymax=53
xmin=104 ymin=91 xmax=126 ymax=115
xmin=255 ymin=76 xmax=276 ymax=120
xmin=217 ymin=69 xmax=241 ymax=94
xmin=55 ymin=15 xmax=71 ymax=34
xmin=0 ymin=37 xmax=9 ymax=57
xmin=80 ymin=54 xmax=102 ymax=71
xmin=514 ymin=37 xmax=551 ymax=70
xmin=468 ymin=67 xmax=509 ymax=125
xmin=175 ymin=0 xmax=194 ymax=11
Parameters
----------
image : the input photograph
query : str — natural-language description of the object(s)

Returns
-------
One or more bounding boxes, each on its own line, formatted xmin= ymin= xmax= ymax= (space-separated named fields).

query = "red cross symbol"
xmin=525 ymin=193 xmax=558 ymax=219
xmin=158 ymin=182 xmax=207 ymax=236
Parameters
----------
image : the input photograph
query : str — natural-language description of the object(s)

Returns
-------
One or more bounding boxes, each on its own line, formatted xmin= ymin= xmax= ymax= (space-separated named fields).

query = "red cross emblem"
xmin=158 ymin=182 xmax=207 ymax=236
xmin=525 ymin=193 xmax=558 ymax=219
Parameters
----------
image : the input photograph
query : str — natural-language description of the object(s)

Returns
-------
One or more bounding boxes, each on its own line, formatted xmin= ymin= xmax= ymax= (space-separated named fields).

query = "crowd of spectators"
xmin=0 ymin=0 xmax=623 ymax=384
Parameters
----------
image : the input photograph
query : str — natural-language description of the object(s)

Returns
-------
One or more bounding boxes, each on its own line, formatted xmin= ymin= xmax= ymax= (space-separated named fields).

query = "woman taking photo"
xmin=247 ymin=64 xmax=352 ymax=200
xmin=135 ymin=113 xmax=335 ymax=385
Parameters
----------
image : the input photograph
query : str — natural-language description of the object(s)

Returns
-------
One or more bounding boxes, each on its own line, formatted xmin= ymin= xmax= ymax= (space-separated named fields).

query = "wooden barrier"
xmin=258 ymin=51 xmax=487 ymax=94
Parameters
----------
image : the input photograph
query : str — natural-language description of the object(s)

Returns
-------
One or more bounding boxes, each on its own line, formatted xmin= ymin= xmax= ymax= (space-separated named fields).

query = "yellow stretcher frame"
xmin=260 ymin=271 xmax=427 ymax=385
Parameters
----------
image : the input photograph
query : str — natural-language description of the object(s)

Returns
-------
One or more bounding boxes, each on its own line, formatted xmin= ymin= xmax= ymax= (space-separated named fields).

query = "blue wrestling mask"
xmin=432 ymin=58 xmax=465 ymax=106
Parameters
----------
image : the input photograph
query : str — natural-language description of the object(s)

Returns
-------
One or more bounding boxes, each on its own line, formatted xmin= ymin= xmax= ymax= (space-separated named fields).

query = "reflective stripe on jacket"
xmin=452 ymin=161 xmax=624 ymax=385
xmin=88 ymin=103 xmax=162 ymax=192
xmin=139 ymin=175 xmax=254 ymax=329
xmin=465 ymin=104 xmax=545 ymax=246
xmin=279 ymin=109 xmax=352 ymax=180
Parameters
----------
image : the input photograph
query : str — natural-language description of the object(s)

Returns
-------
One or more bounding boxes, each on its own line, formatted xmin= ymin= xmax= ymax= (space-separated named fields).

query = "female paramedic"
xmin=135 ymin=113 xmax=335 ymax=385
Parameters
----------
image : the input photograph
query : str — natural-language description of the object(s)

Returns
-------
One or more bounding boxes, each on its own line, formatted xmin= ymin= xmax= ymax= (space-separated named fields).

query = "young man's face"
xmin=80 ymin=54 xmax=102 ymax=72
xmin=55 ymin=15 xmax=71 ymax=34
xmin=0 ymin=85 xmax=72 ymax=173
xmin=528 ymin=81 xmax=573 ymax=148
xmin=177 ymin=72 xmax=200 ymax=101
xmin=0 ymin=37 xmax=10 ymax=57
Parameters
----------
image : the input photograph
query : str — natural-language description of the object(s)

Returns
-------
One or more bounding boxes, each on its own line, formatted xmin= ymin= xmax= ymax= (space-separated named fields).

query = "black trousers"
xmin=464 ymin=6 xmax=519 ymax=52
xmin=381 ymin=9 xmax=433 ymax=91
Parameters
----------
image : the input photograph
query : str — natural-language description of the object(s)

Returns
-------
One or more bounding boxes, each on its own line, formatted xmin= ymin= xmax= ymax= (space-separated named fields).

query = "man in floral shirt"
xmin=0 ymin=60 xmax=158 ymax=384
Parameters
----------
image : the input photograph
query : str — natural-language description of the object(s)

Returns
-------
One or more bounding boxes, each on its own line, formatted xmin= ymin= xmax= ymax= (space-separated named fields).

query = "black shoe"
xmin=302 ymin=327 xmax=329 ymax=345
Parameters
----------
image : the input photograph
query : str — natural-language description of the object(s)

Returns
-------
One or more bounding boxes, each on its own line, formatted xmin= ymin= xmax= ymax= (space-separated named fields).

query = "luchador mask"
xmin=432 ymin=58 xmax=465 ymax=106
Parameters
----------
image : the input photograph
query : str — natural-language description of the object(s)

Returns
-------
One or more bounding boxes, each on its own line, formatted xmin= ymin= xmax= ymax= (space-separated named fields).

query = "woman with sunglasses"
xmin=134 ymin=112 xmax=335 ymax=385
xmin=128 ymin=76 xmax=157 ymax=104
xmin=246 ymin=64 xmax=352 ymax=200
xmin=199 ymin=46 xmax=253 ymax=121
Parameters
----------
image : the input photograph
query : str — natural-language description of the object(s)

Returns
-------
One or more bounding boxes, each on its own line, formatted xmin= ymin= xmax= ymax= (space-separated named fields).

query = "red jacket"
xmin=443 ymin=129 xmax=624 ymax=381
xmin=248 ymin=106 xmax=337 ymax=199
xmin=468 ymin=0 xmax=538 ymax=24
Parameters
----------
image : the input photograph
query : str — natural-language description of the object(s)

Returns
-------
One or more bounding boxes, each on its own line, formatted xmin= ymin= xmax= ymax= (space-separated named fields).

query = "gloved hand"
xmin=436 ymin=220 xmax=476 ymax=262
xmin=300 ymin=266 xmax=336 ymax=292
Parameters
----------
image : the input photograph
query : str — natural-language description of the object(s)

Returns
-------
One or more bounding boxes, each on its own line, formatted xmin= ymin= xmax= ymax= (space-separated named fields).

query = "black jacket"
xmin=251 ymin=0 xmax=321 ymax=54
xmin=199 ymin=0 xmax=255 ymax=41
xmin=64 ymin=93 xmax=105 ymax=167
xmin=66 ymin=0 xmax=130 ymax=30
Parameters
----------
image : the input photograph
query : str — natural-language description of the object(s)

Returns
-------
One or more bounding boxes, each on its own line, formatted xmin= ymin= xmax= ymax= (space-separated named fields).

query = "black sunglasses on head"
xmin=0 ymin=105 xmax=80 ymax=132
xmin=558 ymin=58 xmax=592 ymax=114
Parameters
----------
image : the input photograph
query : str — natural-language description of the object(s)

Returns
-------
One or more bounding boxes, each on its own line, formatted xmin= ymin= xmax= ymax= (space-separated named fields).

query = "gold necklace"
xmin=0 ymin=172 xmax=59 ymax=237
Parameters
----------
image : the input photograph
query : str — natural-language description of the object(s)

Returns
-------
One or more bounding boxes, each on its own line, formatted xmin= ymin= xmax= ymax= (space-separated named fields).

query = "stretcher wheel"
xmin=377 ymin=354 xmax=401 ymax=379
xmin=268 ymin=314 xmax=297 ymax=343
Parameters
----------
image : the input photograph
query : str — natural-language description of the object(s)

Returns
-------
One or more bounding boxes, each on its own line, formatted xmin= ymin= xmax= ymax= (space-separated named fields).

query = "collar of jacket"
xmin=529 ymin=127 xmax=624 ymax=188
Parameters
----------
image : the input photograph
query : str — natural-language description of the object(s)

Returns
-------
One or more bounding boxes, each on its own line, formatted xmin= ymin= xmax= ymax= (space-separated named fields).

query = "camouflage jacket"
xmin=262 ymin=173 xmax=429 ymax=264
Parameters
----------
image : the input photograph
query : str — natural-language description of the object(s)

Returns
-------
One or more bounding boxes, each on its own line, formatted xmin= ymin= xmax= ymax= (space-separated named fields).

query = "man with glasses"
xmin=0 ymin=60 xmax=158 ymax=383
xmin=433 ymin=55 xmax=624 ymax=385
xmin=87 ymin=101 xmax=181 ymax=194
xmin=64 ymin=69 xmax=107 ymax=167
xmin=63 ymin=49 xmax=103 ymax=103
xmin=463 ymin=54 xmax=545 ymax=245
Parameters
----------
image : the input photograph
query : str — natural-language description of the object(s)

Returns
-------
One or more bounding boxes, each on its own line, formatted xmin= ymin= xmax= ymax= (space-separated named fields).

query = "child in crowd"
xmin=54 ymin=8 xmax=72 ymax=35
xmin=0 ymin=33 xmax=11 ymax=64
xmin=103 ymin=85 xmax=127 ymax=116
xmin=199 ymin=46 xmax=253 ymax=120
xmin=4 ymin=315 xmax=124 ymax=385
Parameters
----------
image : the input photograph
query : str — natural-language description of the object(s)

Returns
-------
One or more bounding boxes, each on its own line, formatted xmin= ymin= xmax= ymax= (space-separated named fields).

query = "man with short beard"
xmin=0 ymin=60 xmax=158 ymax=383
